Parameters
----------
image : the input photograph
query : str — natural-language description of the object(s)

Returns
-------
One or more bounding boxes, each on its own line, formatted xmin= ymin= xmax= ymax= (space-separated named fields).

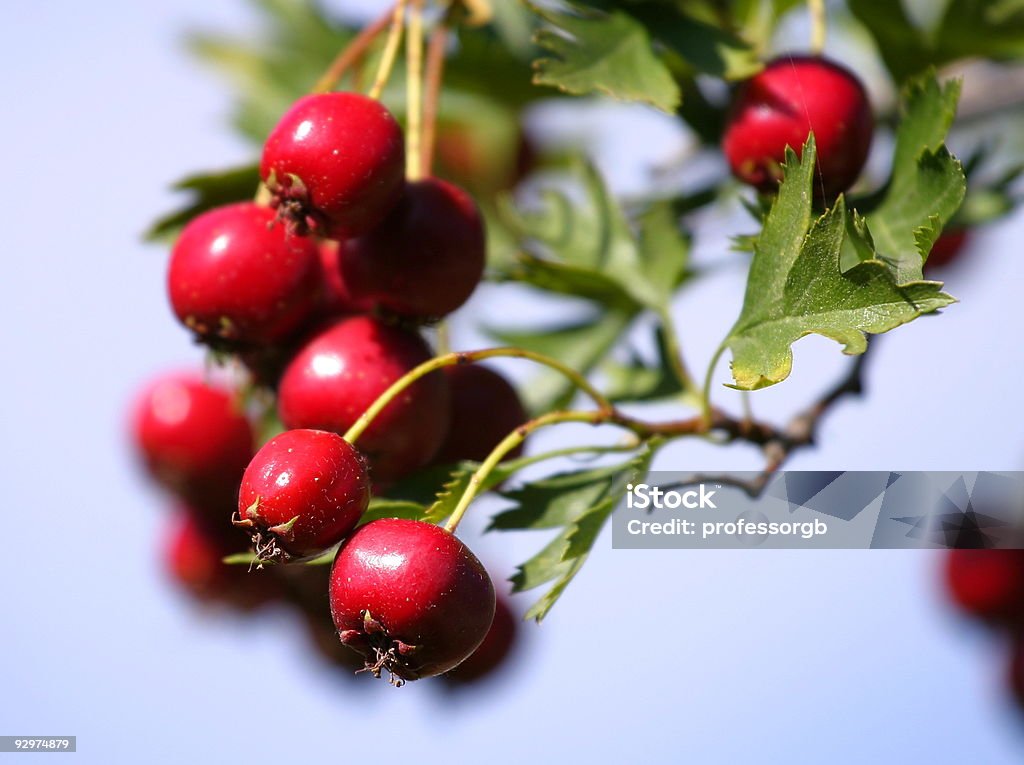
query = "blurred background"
xmin=4 ymin=0 xmax=1024 ymax=762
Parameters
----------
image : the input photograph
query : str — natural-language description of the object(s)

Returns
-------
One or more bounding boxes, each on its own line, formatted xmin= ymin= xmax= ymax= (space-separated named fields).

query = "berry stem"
xmin=421 ymin=12 xmax=451 ymax=177
xmin=405 ymin=0 xmax=426 ymax=180
xmin=443 ymin=410 xmax=604 ymax=533
xmin=312 ymin=4 xmax=395 ymax=94
xmin=368 ymin=0 xmax=409 ymax=101
xmin=808 ymin=0 xmax=826 ymax=55
xmin=700 ymin=345 xmax=727 ymax=428
xmin=342 ymin=348 xmax=613 ymax=447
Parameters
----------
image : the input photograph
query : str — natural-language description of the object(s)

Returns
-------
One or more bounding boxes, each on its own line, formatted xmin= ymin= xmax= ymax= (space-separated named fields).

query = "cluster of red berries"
xmin=134 ymin=90 xmax=529 ymax=685
xmin=943 ymin=549 xmax=1024 ymax=706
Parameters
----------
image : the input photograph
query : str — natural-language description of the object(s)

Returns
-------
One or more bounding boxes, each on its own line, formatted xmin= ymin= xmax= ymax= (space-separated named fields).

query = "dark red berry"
xmin=442 ymin=593 xmax=518 ymax=685
xmin=236 ymin=429 xmax=371 ymax=561
xmin=261 ymin=92 xmax=406 ymax=237
xmin=722 ymin=55 xmax=873 ymax=198
xmin=338 ymin=178 xmax=485 ymax=320
xmin=168 ymin=203 xmax=321 ymax=346
xmin=163 ymin=513 xmax=279 ymax=610
xmin=317 ymin=240 xmax=371 ymax=317
xmin=944 ymin=549 xmax=1024 ymax=622
xmin=926 ymin=229 xmax=969 ymax=271
xmin=329 ymin=519 xmax=495 ymax=683
xmin=277 ymin=316 xmax=450 ymax=483
xmin=1009 ymin=637 xmax=1024 ymax=708
xmin=434 ymin=364 xmax=528 ymax=464
xmin=131 ymin=372 xmax=254 ymax=510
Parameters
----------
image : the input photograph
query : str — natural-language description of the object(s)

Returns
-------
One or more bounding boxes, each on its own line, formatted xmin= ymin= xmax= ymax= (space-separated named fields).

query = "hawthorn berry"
xmin=131 ymin=372 xmax=254 ymax=511
xmin=277 ymin=316 xmax=450 ymax=483
xmin=944 ymin=549 xmax=1024 ymax=622
xmin=926 ymin=229 xmax=970 ymax=271
xmin=442 ymin=593 xmax=518 ymax=685
xmin=236 ymin=429 xmax=370 ymax=561
xmin=722 ymin=55 xmax=873 ymax=198
xmin=434 ymin=364 xmax=528 ymax=465
xmin=168 ymin=203 xmax=321 ymax=346
xmin=329 ymin=518 xmax=495 ymax=683
xmin=338 ymin=178 xmax=486 ymax=321
xmin=261 ymin=92 xmax=405 ymax=237
xmin=317 ymin=240 xmax=370 ymax=317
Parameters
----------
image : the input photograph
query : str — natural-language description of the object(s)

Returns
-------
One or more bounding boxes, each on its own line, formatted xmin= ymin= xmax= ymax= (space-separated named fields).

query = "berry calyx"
xmin=260 ymin=92 xmax=406 ymax=237
xmin=329 ymin=519 xmax=495 ymax=684
xmin=168 ymin=203 xmax=321 ymax=346
xmin=131 ymin=372 xmax=254 ymax=510
xmin=236 ymin=429 xmax=371 ymax=562
xmin=338 ymin=178 xmax=486 ymax=321
xmin=277 ymin=316 xmax=450 ymax=483
xmin=944 ymin=549 xmax=1024 ymax=622
xmin=442 ymin=593 xmax=518 ymax=685
xmin=722 ymin=55 xmax=873 ymax=198
xmin=926 ymin=229 xmax=970 ymax=272
xmin=434 ymin=364 xmax=528 ymax=464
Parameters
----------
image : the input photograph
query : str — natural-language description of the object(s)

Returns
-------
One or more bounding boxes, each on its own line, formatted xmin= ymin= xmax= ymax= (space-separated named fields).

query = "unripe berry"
xmin=236 ymin=429 xmax=371 ymax=561
xmin=277 ymin=316 xmax=450 ymax=483
xmin=434 ymin=364 xmax=528 ymax=464
xmin=261 ymin=92 xmax=406 ymax=237
xmin=131 ymin=372 xmax=254 ymax=511
xmin=339 ymin=178 xmax=486 ymax=321
xmin=722 ymin=55 xmax=873 ymax=198
xmin=329 ymin=519 xmax=495 ymax=683
xmin=168 ymin=203 xmax=321 ymax=346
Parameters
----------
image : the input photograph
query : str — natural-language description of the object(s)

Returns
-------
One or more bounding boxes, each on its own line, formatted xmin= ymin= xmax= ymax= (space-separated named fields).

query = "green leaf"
xmin=145 ymin=164 xmax=259 ymax=241
xmin=857 ymin=75 xmax=965 ymax=282
xmin=602 ymin=326 xmax=686 ymax=403
xmin=528 ymin=2 xmax=681 ymax=112
xmin=638 ymin=9 xmax=762 ymax=81
xmin=504 ymin=443 xmax=657 ymax=622
xmin=720 ymin=139 xmax=956 ymax=391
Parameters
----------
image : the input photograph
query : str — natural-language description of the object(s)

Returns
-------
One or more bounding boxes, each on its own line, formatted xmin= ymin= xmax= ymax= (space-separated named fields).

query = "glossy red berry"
xmin=944 ymin=549 xmax=1024 ymax=622
xmin=131 ymin=372 xmax=254 ymax=510
xmin=434 ymin=364 xmax=528 ymax=464
xmin=926 ymin=229 xmax=969 ymax=271
xmin=339 ymin=178 xmax=486 ymax=320
xmin=329 ymin=519 xmax=495 ymax=683
xmin=722 ymin=55 xmax=873 ymax=198
xmin=316 ymin=240 xmax=370 ymax=317
xmin=261 ymin=92 xmax=406 ymax=237
xmin=236 ymin=429 xmax=371 ymax=561
xmin=168 ymin=203 xmax=321 ymax=346
xmin=442 ymin=593 xmax=518 ymax=685
xmin=277 ymin=316 xmax=450 ymax=483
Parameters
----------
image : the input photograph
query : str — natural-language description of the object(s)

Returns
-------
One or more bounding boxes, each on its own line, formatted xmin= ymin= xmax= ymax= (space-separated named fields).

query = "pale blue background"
xmin=4 ymin=1 xmax=1024 ymax=763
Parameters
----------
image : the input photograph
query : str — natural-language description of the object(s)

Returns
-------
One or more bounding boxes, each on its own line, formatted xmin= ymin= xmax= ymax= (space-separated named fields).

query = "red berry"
xmin=316 ymin=240 xmax=371 ymax=317
xmin=442 ymin=593 xmax=518 ymax=685
xmin=236 ymin=429 xmax=371 ymax=561
xmin=131 ymin=372 xmax=254 ymax=510
xmin=277 ymin=316 xmax=450 ymax=483
xmin=926 ymin=229 xmax=969 ymax=271
xmin=329 ymin=519 xmax=495 ymax=683
xmin=1009 ymin=637 xmax=1024 ymax=708
xmin=944 ymin=549 xmax=1024 ymax=622
xmin=168 ymin=203 xmax=321 ymax=346
xmin=722 ymin=55 xmax=873 ymax=198
xmin=434 ymin=364 xmax=528 ymax=464
xmin=260 ymin=92 xmax=406 ymax=237
xmin=339 ymin=178 xmax=486 ymax=320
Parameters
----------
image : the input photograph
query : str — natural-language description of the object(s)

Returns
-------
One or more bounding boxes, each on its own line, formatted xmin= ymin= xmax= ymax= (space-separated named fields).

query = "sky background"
xmin=4 ymin=1 xmax=1024 ymax=762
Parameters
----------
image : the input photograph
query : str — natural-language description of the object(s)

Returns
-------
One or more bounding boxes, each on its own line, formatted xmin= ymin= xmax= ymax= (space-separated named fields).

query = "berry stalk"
xmin=368 ymin=0 xmax=409 ymax=100
xmin=808 ymin=0 xmax=826 ymax=55
xmin=405 ymin=0 xmax=426 ymax=180
xmin=421 ymin=9 xmax=451 ymax=177
xmin=311 ymin=4 xmax=395 ymax=94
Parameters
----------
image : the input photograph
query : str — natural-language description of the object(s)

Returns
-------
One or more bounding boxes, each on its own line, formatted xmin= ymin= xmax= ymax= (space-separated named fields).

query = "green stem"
xmin=443 ymin=410 xmax=602 ymax=533
xmin=367 ymin=0 xmax=408 ymax=100
xmin=701 ymin=345 xmax=727 ymax=427
xmin=405 ymin=0 xmax=425 ymax=179
xmin=342 ymin=348 xmax=612 ymax=446
xmin=808 ymin=0 xmax=826 ymax=55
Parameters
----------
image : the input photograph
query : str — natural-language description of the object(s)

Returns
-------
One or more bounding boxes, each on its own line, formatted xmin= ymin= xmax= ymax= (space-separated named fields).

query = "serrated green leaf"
xmin=145 ymin=164 xmax=259 ymax=241
xmin=507 ymin=444 xmax=657 ymax=622
xmin=357 ymin=498 xmax=430 ymax=526
xmin=603 ymin=326 xmax=686 ymax=403
xmin=528 ymin=2 xmax=680 ymax=112
xmin=859 ymin=75 xmax=965 ymax=282
xmin=721 ymin=140 xmax=956 ymax=391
